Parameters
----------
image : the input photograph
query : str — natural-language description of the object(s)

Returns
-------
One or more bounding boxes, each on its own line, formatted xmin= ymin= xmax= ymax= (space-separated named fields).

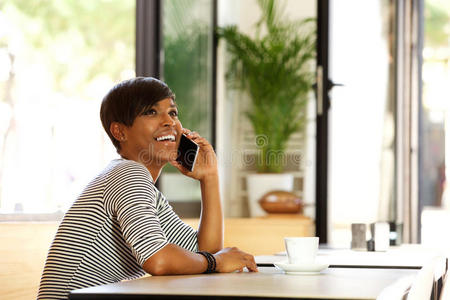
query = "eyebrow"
xmin=140 ymin=103 xmax=176 ymax=115
xmin=152 ymin=102 xmax=178 ymax=109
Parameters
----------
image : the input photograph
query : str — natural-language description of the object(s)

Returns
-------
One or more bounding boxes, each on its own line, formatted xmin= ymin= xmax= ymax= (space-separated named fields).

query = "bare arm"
xmin=170 ymin=129 xmax=223 ymax=253
xmin=162 ymin=129 xmax=257 ymax=275
xmin=143 ymin=244 xmax=258 ymax=276
xmin=143 ymin=244 xmax=207 ymax=275
xmin=197 ymin=173 xmax=223 ymax=252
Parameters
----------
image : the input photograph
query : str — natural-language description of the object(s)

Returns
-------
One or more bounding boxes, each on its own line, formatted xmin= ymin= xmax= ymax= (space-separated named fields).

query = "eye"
xmin=143 ymin=109 xmax=156 ymax=115
xmin=170 ymin=110 xmax=178 ymax=117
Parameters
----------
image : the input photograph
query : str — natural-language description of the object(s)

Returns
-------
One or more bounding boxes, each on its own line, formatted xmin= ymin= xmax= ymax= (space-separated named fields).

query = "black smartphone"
xmin=176 ymin=134 xmax=199 ymax=172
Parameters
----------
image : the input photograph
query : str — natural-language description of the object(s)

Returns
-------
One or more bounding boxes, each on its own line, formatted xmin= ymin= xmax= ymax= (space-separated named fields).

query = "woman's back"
xmin=37 ymin=159 xmax=198 ymax=299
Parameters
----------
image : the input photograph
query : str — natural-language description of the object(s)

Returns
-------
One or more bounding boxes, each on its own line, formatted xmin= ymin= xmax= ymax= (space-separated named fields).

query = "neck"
xmin=146 ymin=164 xmax=163 ymax=183
xmin=119 ymin=151 xmax=164 ymax=183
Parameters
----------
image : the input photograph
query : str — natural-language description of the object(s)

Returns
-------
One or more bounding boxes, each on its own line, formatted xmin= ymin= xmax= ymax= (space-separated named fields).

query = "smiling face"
xmin=118 ymin=98 xmax=182 ymax=169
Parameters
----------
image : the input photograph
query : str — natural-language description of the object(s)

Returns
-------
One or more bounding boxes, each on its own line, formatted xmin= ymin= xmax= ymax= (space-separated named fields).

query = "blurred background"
xmin=0 ymin=0 xmax=449 ymax=297
xmin=1 ymin=0 xmax=449 ymax=243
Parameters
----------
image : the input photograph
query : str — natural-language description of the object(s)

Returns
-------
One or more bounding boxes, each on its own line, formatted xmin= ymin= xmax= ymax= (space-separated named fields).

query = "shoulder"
xmin=103 ymin=160 xmax=160 ymax=211
xmin=107 ymin=159 xmax=154 ymax=183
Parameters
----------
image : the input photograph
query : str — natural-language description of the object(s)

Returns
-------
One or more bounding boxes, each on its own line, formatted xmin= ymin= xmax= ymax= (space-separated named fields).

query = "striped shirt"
xmin=38 ymin=159 xmax=198 ymax=299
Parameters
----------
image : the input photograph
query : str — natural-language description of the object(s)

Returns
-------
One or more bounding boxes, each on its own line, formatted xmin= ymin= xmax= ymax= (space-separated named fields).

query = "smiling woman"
xmin=99 ymin=78 xmax=180 ymax=181
xmin=38 ymin=77 xmax=257 ymax=300
xmin=117 ymin=100 xmax=180 ymax=173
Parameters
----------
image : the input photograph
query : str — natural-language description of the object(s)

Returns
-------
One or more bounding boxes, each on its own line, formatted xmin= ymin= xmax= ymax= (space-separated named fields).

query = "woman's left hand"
xmin=170 ymin=128 xmax=218 ymax=181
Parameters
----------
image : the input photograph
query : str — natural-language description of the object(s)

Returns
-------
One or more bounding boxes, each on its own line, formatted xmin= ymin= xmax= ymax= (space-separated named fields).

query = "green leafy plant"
xmin=217 ymin=0 xmax=316 ymax=173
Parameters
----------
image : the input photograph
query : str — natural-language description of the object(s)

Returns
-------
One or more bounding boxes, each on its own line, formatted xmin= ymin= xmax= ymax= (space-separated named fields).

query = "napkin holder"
xmin=368 ymin=222 xmax=390 ymax=251
xmin=351 ymin=223 xmax=367 ymax=250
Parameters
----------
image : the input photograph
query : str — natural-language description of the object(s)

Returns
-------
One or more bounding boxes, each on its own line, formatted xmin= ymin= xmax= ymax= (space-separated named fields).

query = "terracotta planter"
xmin=259 ymin=190 xmax=302 ymax=214
xmin=246 ymin=173 xmax=294 ymax=217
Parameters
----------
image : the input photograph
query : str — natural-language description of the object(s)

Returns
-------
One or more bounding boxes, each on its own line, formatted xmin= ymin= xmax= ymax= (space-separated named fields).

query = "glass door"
xmin=159 ymin=0 xmax=215 ymax=216
xmin=326 ymin=0 xmax=397 ymax=246
xmin=419 ymin=0 xmax=450 ymax=246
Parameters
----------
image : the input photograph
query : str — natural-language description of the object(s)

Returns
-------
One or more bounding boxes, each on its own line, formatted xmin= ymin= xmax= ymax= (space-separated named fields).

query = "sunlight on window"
xmin=328 ymin=0 xmax=394 ymax=247
xmin=422 ymin=0 xmax=449 ymax=208
xmin=419 ymin=0 xmax=450 ymax=246
xmin=0 ymin=1 xmax=135 ymax=214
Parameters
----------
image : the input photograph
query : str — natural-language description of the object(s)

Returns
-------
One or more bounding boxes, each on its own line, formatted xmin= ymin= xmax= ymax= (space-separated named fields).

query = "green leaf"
xmin=217 ymin=0 xmax=316 ymax=173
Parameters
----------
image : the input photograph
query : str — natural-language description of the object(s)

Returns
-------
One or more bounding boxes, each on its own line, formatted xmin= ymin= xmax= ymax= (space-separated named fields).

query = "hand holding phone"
xmin=176 ymin=134 xmax=199 ymax=172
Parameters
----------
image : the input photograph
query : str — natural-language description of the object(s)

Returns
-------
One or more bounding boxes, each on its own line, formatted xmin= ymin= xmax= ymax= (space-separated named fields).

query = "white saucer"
xmin=274 ymin=261 xmax=329 ymax=275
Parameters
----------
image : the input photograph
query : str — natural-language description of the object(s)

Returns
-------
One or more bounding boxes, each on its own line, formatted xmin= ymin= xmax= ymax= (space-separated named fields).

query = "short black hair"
xmin=100 ymin=77 xmax=175 ymax=152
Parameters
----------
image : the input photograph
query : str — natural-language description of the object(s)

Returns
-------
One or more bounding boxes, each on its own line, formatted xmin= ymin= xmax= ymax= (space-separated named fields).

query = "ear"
xmin=110 ymin=122 xmax=127 ymax=142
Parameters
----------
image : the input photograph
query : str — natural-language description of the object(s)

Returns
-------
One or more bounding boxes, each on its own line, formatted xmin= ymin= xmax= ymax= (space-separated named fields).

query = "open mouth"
xmin=154 ymin=134 xmax=176 ymax=143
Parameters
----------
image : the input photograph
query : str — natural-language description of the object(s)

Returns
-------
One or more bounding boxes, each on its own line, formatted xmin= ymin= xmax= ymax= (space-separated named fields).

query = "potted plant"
xmin=217 ymin=0 xmax=316 ymax=216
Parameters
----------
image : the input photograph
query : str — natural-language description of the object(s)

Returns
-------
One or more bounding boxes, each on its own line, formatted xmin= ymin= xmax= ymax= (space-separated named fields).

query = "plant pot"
xmin=259 ymin=190 xmax=303 ymax=214
xmin=246 ymin=173 xmax=294 ymax=217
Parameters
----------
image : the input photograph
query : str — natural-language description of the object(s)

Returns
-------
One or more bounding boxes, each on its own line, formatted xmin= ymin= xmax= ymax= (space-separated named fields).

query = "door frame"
xmin=315 ymin=0 xmax=330 ymax=244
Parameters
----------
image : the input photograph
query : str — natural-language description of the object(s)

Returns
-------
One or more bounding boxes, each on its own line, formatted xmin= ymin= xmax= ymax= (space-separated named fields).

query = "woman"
xmin=38 ymin=77 xmax=257 ymax=300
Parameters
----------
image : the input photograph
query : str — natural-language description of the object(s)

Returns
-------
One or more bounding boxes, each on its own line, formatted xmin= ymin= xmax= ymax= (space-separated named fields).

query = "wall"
xmin=0 ymin=223 xmax=57 ymax=300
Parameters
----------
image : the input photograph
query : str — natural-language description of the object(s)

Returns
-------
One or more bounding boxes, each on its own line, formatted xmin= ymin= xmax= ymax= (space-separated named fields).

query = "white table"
xmin=256 ymin=245 xmax=447 ymax=269
xmin=69 ymin=267 xmax=418 ymax=300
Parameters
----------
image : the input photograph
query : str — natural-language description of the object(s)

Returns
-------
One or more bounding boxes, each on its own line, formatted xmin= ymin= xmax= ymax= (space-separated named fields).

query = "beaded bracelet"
xmin=197 ymin=251 xmax=216 ymax=273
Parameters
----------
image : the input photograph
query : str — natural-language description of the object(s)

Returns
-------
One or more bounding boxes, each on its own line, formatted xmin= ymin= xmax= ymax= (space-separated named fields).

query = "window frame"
xmin=136 ymin=0 xmax=218 ymax=217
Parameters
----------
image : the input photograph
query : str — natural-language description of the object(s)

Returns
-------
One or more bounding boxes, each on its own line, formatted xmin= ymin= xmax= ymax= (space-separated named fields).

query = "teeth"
xmin=156 ymin=135 xmax=175 ymax=141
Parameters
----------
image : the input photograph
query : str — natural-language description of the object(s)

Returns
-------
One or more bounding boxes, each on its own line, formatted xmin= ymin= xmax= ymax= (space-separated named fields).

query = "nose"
xmin=162 ymin=113 xmax=175 ymax=127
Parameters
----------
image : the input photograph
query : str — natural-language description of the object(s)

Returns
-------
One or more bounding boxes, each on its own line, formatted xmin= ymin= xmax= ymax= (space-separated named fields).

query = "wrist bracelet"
xmin=197 ymin=251 xmax=216 ymax=273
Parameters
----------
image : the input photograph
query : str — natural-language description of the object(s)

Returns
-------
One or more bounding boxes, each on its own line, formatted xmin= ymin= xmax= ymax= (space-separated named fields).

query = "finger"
xmin=182 ymin=129 xmax=197 ymax=136
xmin=169 ymin=160 xmax=190 ymax=174
xmin=190 ymin=137 xmax=210 ymax=146
xmin=182 ymin=129 xmax=200 ymax=140
xmin=192 ymin=136 xmax=207 ymax=142
xmin=246 ymin=262 xmax=258 ymax=272
xmin=244 ymin=256 xmax=258 ymax=272
xmin=244 ymin=254 xmax=254 ymax=261
xmin=182 ymin=130 xmax=202 ymax=139
xmin=188 ymin=132 xmax=201 ymax=140
xmin=191 ymin=139 xmax=208 ymax=147
xmin=249 ymin=255 xmax=257 ymax=265
xmin=182 ymin=132 xmax=201 ymax=143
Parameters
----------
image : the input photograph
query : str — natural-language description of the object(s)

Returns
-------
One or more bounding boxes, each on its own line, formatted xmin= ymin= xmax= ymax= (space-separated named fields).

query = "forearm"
xmin=142 ymin=243 xmax=258 ymax=276
xmin=197 ymin=173 xmax=223 ymax=252
xmin=143 ymin=244 xmax=207 ymax=275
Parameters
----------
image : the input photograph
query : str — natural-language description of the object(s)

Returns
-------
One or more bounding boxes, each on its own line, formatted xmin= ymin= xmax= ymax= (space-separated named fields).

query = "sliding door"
xmin=317 ymin=0 xmax=397 ymax=245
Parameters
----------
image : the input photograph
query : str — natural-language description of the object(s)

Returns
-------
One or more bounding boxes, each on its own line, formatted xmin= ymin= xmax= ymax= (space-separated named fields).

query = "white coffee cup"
xmin=284 ymin=237 xmax=319 ymax=265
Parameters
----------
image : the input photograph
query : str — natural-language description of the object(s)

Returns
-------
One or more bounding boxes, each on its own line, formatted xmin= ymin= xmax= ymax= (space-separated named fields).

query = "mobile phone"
xmin=176 ymin=134 xmax=199 ymax=172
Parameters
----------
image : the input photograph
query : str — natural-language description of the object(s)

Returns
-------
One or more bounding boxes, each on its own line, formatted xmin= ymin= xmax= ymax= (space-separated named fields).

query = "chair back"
xmin=408 ymin=256 xmax=447 ymax=300
xmin=439 ymin=258 xmax=449 ymax=300
xmin=377 ymin=275 xmax=415 ymax=300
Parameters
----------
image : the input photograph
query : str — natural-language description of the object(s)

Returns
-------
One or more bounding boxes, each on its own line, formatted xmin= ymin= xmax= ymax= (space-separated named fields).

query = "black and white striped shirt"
xmin=38 ymin=159 xmax=198 ymax=299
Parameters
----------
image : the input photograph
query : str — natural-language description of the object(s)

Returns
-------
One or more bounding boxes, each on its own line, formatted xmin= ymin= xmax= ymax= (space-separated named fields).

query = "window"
xmin=328 ymin=0 xmax=396 ymax=246
xmin=420 ymin=0 xmax=449 ymax=209
xmin=0 ymin=1 xmax=135 ymax=216
xmin=159 ymin=0 xmax=215 ymax=207
xmin=419 ymin=0 xmax=450 ymax=244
